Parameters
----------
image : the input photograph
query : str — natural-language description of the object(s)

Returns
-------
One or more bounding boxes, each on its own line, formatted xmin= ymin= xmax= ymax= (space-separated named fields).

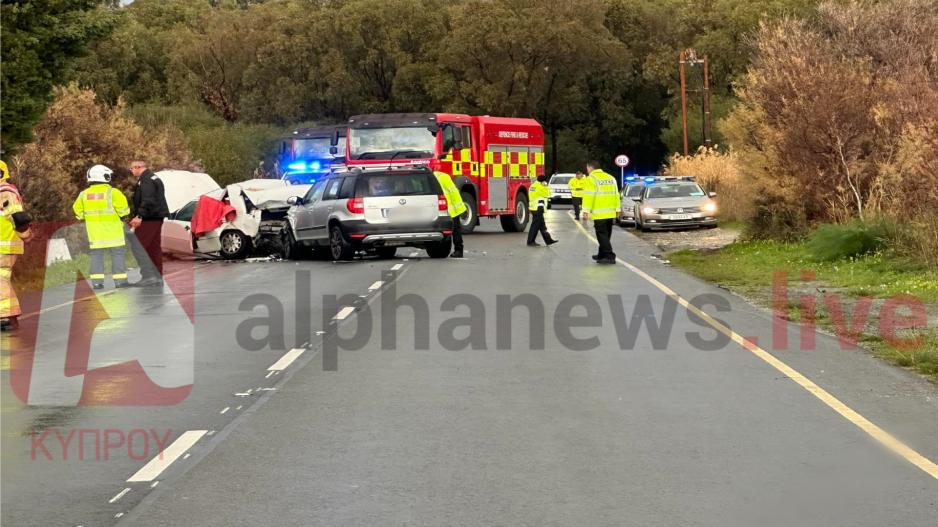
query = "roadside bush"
xmin=807 ymin=220 xmax=890 ymax=262
xmin=743 ymin=193 xmax=808 ymax=242
xmin=664 ymin=147 xmax=749 ymax=221
xmin=11 ymin=84 xmax=196 ymax=223
xmin=128 ymin=104 xmax=283 ymax=186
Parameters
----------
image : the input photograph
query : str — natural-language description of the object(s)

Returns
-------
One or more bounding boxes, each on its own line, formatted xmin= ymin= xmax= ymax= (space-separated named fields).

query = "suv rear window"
xmin=358 ymin=173 xmax=438 ymax=197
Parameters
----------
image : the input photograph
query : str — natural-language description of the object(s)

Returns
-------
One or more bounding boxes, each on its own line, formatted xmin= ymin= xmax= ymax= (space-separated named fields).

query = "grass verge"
xmin=669 ymin=240 xmax=938 ymax=383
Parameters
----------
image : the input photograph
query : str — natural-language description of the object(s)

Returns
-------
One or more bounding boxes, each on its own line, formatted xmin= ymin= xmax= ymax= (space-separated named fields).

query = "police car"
xmin=632 ymin=176 xmax=718 ymax=231
xmin=547 ymin=173 xmax=575 ymax=208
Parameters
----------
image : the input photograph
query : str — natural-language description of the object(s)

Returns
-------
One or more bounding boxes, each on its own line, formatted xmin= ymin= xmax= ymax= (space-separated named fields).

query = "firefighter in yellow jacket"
xmin=1 ymin=160 xmax=33 ymax=331
xmin=73 ymin=165 xmax=131 ymax=289
xmin=527 ymin=174 xmax=558 ymax=247
xmin=581 ymin=161 xmax=621 ymax=264
xmin=433 ymin=171 xmax=467 ymax=258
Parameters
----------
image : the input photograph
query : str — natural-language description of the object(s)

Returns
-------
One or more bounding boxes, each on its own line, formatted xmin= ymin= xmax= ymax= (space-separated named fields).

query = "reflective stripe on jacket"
xmin=1 ymin=183 xmax=26 ymax=255
xmin=73 ymin=183 xmax=130 ymax=249
xmin=433 ymin=172 xmax=467 ymax=218
xmin=581 ymin=170 xmax=621 ymax=220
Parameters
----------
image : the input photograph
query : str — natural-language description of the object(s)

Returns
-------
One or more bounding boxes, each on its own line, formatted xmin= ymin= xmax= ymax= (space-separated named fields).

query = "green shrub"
xmin=807 ymin=220 xmax=890 ymax=261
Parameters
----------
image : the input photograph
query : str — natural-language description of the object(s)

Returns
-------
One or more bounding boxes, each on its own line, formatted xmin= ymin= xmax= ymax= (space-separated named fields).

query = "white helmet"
xmin=87 ymin=164 xmax=113 ymax=183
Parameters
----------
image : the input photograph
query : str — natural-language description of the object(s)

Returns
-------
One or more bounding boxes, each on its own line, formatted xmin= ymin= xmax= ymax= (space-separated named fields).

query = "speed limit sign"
xmin=614 ymin=154 xmax=630 ymax=167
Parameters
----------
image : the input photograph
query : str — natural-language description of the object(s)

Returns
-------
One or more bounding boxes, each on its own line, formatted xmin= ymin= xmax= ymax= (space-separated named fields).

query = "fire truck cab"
xmin=343 ymin=113 xmax=544 ymax=233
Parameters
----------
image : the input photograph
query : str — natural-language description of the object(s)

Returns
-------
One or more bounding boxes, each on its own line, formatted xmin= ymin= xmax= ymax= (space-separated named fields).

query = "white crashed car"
xmin=159 ymin=172 xmax=310 ymax=259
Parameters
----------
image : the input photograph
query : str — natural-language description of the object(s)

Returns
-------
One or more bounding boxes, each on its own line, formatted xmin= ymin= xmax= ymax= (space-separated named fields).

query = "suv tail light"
xmin=347 ymin=197 xmax=364 ymax=214
xmin=437 ymin=195 xmax=448 ymax=211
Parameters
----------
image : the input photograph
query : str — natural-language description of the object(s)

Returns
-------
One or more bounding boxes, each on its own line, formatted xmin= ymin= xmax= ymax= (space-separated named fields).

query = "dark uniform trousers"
xmin=594 ymin=218 xmax=616 ymax=259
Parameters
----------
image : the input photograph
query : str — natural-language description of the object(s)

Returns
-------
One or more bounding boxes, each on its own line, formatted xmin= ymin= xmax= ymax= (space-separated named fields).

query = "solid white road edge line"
xmin=126 ymin=430 xmax=207 ymax=482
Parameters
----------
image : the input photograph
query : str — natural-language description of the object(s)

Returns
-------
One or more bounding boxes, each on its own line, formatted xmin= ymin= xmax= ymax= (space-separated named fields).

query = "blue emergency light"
xmin=287 ymin=161 xmax=325 ymax=172
xmin=644 ymin=176 xmax=656 ymax=183
xmin=625 ymin=176 xmax=636 ymax=182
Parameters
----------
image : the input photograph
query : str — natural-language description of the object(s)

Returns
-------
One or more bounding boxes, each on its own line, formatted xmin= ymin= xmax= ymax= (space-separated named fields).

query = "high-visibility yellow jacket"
xmin=529 ymin=180 xmax=550 ymax=211
xmin=568 ymin=176 xmax=586 ymax=198
xmin=0 ymin=183 xmax=28 ymax=255
xmin=433 ymin=171 xmax=467 ymax=218
xmin=72 ymin=183 xmax=130 ymax=249
xmin=581 ymin=169 xmax=621 ymax=220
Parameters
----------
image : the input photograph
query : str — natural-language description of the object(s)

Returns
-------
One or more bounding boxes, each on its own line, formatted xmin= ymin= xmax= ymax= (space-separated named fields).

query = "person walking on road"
xmin=73 ymin=165 xmax=131 ymax=290
xmin=581 ymin=161 xmax=620 ymax=264
xmin=1 ymin=160 xmax=33 ymax=331
xmin=129 ymin=160 xmax=169 ymax=287
xmin=433 ymin=170 xmax=467 ymax=258
xmin=568 ymin=171 xmax=586 ymax=220
xmin=527 ymin=174 xmax=558 ymax=247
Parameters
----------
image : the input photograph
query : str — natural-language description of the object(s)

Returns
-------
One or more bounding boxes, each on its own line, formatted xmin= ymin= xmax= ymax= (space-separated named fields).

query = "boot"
xmin=450 ymin=249 xmax=464 ymax=258
xmin=1 ymin=316 xmax=19 ymax=332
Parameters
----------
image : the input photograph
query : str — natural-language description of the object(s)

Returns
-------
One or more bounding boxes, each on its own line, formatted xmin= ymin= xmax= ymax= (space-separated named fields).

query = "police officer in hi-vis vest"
xmin=73 ymin=165 xmax=132 ymax=289
xmin=433 ymin=171 xmax=467 ymax=258
xmin=580 ymin=160 xmax=621 ymax=264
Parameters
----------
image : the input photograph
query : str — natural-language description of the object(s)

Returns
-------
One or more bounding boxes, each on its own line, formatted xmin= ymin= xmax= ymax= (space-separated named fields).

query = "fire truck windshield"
xmin=349 ymin=127 xmax=436 ymax=160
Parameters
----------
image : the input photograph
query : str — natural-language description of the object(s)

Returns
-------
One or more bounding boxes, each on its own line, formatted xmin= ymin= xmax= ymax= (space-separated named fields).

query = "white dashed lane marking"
xmin=267 ymin=348 xmax=305 ymax=371
xmin=334 ymin=306 xmax=355 ymax=320
xmin=108 ymin=488 xmax=131 ymax=503
xmin=126 ymin=430 xmax=207 ymax=482
xmin=391 ymin=264 xmax=403 ymax=271
xmin=368 ymin=281 xmax=384 ymax=290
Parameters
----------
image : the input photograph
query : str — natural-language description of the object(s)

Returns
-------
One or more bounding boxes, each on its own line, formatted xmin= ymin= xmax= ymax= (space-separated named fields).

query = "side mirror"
xmin=329 ymin=146 xmax=338 ymax=155
xmin=427 ymin=124 xmax=440 ymax=136
xmin=287 ymin=196 xmax=302 ymax=206
xmin=708 ymin=191 xmax=717 ymax=198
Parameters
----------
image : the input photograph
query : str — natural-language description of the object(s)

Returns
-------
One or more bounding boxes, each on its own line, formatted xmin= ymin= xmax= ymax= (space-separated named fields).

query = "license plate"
xmin=667 ymin=214 xmax=692 ymax=220
xmin=388 ymin=208 xmax=423 ymax=221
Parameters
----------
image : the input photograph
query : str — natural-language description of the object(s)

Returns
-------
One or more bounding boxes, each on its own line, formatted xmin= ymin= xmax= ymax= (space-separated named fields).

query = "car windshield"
xmin=348 ymin=127 xmax=436 ymax=160
xmin=359 ymin=173 xmax=437 ymax=197
xmin=646 ymin=182 xmax=706 ymax=199
xmin=550 ymin=175 xmax=572 ymax=185
xmin=625 ymin=184 xmax=644 ymax=199
xmin=294 ymin=137 xmax=341 ymax=159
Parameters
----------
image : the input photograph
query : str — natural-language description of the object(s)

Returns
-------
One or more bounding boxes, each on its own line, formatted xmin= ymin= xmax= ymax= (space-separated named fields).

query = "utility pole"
xmin=679 ymin=50 xmax=689 ymax=156
xmin=678 ymin=49 xmax=711 ymax=155
xmin=703 ymin=55 xmax=712 ymax=149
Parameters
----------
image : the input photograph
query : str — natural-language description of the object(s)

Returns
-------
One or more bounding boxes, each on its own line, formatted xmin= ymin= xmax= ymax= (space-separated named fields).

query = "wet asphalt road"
xmin=2 ymin=208 xmax=937 ymax=526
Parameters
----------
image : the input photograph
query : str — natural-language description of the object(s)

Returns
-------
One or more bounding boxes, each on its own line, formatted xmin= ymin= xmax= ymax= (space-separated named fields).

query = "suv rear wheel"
xmin=329 ymin=224 xmax=355 ymax=261
xmin=426 ymin=238 xmax=452 ymax=258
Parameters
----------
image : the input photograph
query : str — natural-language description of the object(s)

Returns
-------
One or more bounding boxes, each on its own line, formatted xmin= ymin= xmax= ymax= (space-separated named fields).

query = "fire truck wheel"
xmin=500 ymin=193 xmax=529 ymax=232
xmin=459 ymin=192 xmax=478 ymax=233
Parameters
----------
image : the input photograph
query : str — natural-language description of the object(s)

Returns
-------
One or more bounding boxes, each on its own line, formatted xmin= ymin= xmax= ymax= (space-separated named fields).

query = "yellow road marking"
xmin=570 ymin=213 xmax=938 ymax=480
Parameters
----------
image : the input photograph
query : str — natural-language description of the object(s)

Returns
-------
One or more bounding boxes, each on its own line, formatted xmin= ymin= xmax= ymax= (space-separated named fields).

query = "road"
xmin=2 ymin=207 xmax=937 ymax=526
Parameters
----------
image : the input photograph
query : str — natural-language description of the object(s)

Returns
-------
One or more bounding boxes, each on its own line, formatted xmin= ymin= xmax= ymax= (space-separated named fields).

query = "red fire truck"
xmin=342 ymin=113 xmax=544 ymax=232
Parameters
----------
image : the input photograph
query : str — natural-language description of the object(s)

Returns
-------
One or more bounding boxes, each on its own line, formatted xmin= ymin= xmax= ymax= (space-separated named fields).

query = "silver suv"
xmin=282 ymin=167 xmax=454 ymax=260
xmin=633 ymin=177 xmax=718 ymax=231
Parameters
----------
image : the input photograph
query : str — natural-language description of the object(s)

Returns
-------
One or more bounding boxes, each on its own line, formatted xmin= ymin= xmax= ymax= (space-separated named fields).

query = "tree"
xmin=1 ymin=0 xmax=113 ymax=153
